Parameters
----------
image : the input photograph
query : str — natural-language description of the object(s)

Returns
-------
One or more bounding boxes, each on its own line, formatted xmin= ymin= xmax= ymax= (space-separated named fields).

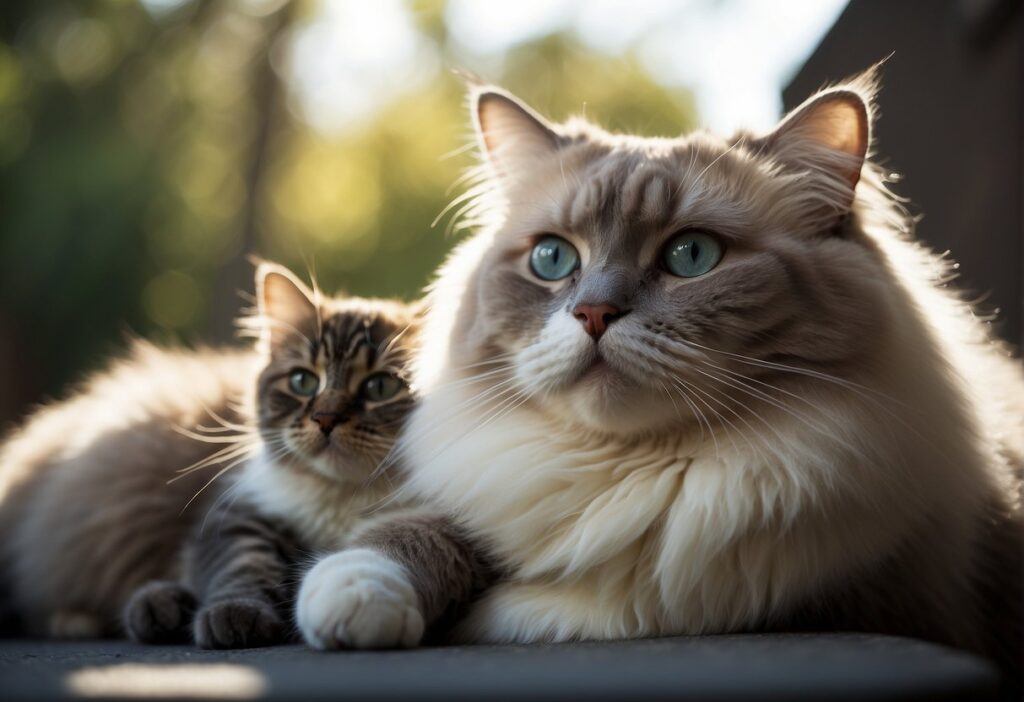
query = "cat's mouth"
xmin=576 ymin=351 xmax=639 ymax=389
xmin=570 ymin=343 xmax=648 ymax=394
xmin=319 ymin=432 xmax=352 ymax=454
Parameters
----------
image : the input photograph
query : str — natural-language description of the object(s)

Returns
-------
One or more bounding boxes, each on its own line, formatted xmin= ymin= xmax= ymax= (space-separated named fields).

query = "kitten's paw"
xmin=297 ymin=548 xmax=424 ymax=650
xmin=124 ymin=581 xmax=197 ymax=644
xmin=194 ymin=599 xmax=284 ymax=649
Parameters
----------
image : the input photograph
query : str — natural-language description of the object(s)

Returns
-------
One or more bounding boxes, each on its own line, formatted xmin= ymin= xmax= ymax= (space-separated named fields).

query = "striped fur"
xmin=0 ymin=262 xmax=418 ymax=648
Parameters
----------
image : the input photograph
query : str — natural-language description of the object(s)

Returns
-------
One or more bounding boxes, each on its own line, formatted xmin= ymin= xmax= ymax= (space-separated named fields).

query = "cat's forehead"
xmin=268 ymin=306 xmax=407 ymax=370
xmin=319 ymin=309 xmax=404 ymax=360
xmin=538 ymin=135 xmax=762 ymax=242
xmin=320 ymin=311 xmax=376 ymax=350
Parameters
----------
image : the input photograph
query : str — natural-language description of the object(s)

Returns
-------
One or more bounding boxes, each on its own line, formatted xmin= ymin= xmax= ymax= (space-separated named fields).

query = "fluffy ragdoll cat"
xmin=0 ymin=263 xmax=418 ymax=648
xmin=296 ymin=72 xmax=1023 ymax=669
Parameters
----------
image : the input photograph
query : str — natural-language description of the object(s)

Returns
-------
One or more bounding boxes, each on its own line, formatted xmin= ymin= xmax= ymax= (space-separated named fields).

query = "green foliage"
xmin=0 ymin=0 xmax=696 ymax=425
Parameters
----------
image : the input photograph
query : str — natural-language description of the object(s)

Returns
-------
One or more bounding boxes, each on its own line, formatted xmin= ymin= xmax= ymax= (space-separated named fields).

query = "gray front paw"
xmin=194 ymin=599 xmax=284 ymax=649
xmin=124 ymin=581 xmax=197 ymax=644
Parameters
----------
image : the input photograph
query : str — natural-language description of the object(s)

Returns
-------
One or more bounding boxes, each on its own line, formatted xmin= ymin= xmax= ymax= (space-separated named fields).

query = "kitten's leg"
xmin=188 ymin=504 xmax=300 ymax=649
xmin=297 ymin=512 xmax=492 ymax=649
xmin=124 ymin=580 xmax=197 ymax=644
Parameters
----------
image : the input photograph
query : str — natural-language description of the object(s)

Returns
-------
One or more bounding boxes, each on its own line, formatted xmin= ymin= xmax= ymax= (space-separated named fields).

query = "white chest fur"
xmin=402 ymin=379 xmax=983 ymax=643
xmin=236 ymin=451 xmax=397 ymax=553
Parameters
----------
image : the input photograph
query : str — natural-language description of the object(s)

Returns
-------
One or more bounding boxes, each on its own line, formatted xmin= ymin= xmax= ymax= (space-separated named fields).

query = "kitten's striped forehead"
xmin=318 ymin=313 xmax=375 ymax=370
xmin=313 ymin=310 xmax=410 ymax=388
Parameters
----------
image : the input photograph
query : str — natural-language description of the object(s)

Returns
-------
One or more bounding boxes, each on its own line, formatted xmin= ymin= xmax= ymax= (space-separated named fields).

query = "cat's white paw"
xmin=297 ymin=548 xmax=424 ymax=650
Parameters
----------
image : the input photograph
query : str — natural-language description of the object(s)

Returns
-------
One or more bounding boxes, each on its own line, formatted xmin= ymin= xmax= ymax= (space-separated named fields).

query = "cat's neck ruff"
xmin=402 ymin=354 xmax=987 ymax=639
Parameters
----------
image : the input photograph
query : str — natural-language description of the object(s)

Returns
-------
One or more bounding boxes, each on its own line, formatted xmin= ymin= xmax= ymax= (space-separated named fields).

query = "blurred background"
xmin=0 ymin=0 xmax=1020 ymax=431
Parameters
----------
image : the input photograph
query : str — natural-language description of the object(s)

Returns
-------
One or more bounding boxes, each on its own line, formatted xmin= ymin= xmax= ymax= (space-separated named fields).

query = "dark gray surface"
xmin=0 ymin=634 xmax=1002 ymax=702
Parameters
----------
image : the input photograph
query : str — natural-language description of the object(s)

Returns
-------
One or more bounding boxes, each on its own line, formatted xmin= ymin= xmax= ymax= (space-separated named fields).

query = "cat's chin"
xmin=551 ymin=370 xmax=683 ymax=436
xmin=287 ymin=445 xmax=378 ymax=485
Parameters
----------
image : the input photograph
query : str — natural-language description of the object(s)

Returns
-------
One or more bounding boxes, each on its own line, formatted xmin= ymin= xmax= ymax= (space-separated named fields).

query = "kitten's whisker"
xmin=172 ymin=425 xmax=258 ymax=445
xmin=199 ymin=479 xmax=245 ymax=537
xmin=197 ymin=402 xmax=254 ymax=434
xmin=179 ymin=454 xmax=251 ymax=515
xmin=170 ymin=442 xmax=259 ymax=481
xmin=191 ymin=424 xmax=249 ymax=435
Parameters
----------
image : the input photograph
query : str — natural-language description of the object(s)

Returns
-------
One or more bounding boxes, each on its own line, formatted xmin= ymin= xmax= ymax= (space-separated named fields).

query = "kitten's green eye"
xmin=664 ymin=231 xmax=723 ymax=278
xmin=288 ymin=370 xmax=319 ymax=396
xmin=361 ymin=373 xmax=404 ymax=402
xmin=530 ymin=235 xmax=580 ymax=281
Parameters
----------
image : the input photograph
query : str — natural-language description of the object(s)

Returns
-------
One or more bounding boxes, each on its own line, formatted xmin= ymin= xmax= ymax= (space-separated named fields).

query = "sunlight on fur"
xmin=392 ymin=67 xmax=1022 ymax=667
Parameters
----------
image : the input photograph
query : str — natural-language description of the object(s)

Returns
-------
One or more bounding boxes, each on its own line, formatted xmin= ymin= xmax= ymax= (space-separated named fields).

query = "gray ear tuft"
xmin=754 ymin=65 xmax=882 ymax=226
xmin=764 ymin=87 xmax=872 ymax=190
xmin=472 ymin=88 xmax=561 ymax=175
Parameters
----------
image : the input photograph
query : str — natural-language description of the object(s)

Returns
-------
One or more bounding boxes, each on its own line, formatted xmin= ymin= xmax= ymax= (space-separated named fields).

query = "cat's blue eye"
xmin=288 ymin=370 xmax=319 ymax=396
xmin=530 ymin=235 xmax=580 ymax=281
xmin=663 ymin=231 xmax=723 ymax=278
xmin=361 ymin=373 xmax=404 ymax=403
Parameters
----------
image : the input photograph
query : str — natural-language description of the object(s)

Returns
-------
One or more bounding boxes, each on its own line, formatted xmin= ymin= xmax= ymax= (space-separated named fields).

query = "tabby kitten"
xmin=297 ymin=72 xmax=1023 ymax=671
xmin=0 ymin=263 xmax=418 ymax=648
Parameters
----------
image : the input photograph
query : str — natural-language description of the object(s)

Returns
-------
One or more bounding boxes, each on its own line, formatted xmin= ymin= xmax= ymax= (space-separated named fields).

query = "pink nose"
xmin=311 ymin=411 xmax=343 ymax=434
xmin=573 ymin=303 xmax=622 ymax=339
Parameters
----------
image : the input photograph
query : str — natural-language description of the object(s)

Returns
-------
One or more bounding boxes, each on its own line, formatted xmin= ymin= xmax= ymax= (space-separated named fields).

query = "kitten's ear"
xmin=473 ymin=88 xmax=561 ymax=176
xmin=255 ymin=262 xmax=318 ymax=350
xmin=755 ymin=72 xmax=875 ymax=221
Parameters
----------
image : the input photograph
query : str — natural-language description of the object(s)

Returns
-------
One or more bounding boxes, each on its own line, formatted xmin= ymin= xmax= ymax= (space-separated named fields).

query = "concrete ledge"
xmin=0 ymin=633 xmax=1002 ymax=701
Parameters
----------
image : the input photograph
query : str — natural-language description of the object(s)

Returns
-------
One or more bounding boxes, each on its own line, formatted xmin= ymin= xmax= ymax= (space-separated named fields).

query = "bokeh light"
xmin=0 ymin=0 xmax=845 ymax=427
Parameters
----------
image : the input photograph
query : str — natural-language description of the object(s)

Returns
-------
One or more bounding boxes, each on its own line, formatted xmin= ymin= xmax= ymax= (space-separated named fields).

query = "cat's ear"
xmin=255 ymin=262 xmax=318 ymax=350
xmin=473 ymin=88 xmax=561 ymax=176
xmin=754 ymin=72 xmax=875 ymax=221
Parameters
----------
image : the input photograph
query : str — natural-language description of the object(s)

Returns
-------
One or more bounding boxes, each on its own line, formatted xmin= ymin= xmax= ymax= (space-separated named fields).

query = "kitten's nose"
xmin=573 ymin=303 xmax=624 ymax=339
xmin=311 ymin=411 xmax=344 ymax=435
